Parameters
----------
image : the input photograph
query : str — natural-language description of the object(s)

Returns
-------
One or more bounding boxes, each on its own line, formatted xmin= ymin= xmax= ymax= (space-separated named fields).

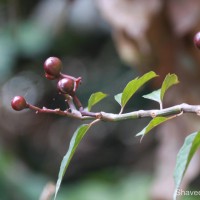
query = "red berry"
xmin=57 ymin=78 xmax=74 ymax=94
xmin=11 ymin=96 xmax=27 ymax=111
xmin=44 ymin=57 xmax=62 ymax=77
xmin=194 ymin=32 xmax=200 ymax=49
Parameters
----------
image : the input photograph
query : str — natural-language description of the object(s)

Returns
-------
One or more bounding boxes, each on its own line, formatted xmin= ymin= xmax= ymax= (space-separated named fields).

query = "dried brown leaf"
xmin=168 ymin=0 xmax=200 ymax=35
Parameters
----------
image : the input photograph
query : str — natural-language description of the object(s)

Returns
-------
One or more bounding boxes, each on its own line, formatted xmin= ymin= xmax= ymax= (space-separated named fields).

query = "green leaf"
xmin=136 ymin=117 xmax=170 ymax=139
xmin=121 ymin=71 xmax=158 ymax=109
xmin=143 ymin=74 xmax=179 ymax=109
xmin=173 ymin=131 xmax=200 ymax=200
xmin=114 ymin=93 xmax=122 ymax=106
xmin=54 ymin=124 xmax=90 ymax=200
xmin=161 ymin=74 xmax=179 ymax=102
xmin=87 ymin=92 xmax=107 ymax=111
xmin=143 ymin=89 xmax=161 ymax=105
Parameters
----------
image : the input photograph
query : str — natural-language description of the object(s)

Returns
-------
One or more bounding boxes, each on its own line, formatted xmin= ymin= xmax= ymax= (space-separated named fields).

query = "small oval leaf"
xmin=114 ymin=93 xmax=122 ymax=106
xmin=173 ymin=131 xmax=200 ymax=200
xmin=121 ymin=71 xmax=158 ymax=110
xmin=87 ymin=92 xmax=107 ymax=111
xmin=143 ymin=89 xmax=161 ymax=106
xmin=136 ymin=117 xmax=170 ymax=140
xmin=54 ymin=124 xmax=90 ymax=200
xmin=161 ymin=74 xmax=179 ymax=102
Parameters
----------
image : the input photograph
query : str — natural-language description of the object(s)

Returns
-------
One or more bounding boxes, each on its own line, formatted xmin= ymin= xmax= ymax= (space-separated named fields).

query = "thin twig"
xmin=27 ymin=104 xmax=92 ymax=120
xmin=27 ymin=103 xmax=200 ymax=122
xmin=100 ymin=103 xmax=200 ymax=122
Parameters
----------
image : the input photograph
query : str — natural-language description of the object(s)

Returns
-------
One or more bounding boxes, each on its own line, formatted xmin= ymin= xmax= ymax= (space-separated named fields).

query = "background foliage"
xmin=1 ymin=0 xmax=200 ymax=200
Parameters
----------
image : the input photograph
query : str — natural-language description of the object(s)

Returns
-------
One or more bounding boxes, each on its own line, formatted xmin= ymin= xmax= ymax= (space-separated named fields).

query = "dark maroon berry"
xmin=44 ymin=57 xmax=62 ymax=77
xmin=11 ymin=96 xmax=27 ymax=111
xmin=194 ymin=32 xmax=200 ymax=49
xmin=57 ymin=78 xmax=74 ymax=94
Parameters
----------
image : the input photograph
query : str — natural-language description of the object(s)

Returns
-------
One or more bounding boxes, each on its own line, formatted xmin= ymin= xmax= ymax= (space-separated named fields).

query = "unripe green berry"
xmin=57 ymin=78 xmax=74 ymax=94
xmin=11 ymin=96 xmax=27 ymax=111
xmin=194 ymin=32 xmax=200 ymax=49
xmin=44 ymin=57 xmax=62 ymax=77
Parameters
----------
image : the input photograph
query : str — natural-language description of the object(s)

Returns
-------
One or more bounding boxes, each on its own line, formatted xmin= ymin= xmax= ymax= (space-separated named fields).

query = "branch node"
xmin=96 ymin=113 xmax=102 ymax=119
xmin=151 ymin=112 xmax=156 ymax=118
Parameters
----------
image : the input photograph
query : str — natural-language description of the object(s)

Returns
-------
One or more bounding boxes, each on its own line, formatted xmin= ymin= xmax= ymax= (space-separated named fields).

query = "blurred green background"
xmin=1 ymin=1 xmax=200 ymax=200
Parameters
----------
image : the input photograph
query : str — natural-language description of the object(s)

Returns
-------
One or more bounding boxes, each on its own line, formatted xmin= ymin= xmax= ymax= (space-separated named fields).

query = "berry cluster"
xmin=44 ymin=57 xmax=82 ymax=95
xmin=11 ymin=57 xmax=83 ymax=113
